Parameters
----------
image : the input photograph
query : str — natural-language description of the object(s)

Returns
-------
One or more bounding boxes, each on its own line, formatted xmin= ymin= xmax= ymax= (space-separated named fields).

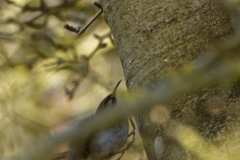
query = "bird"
xmin=68 ymin=80 xmax=129 ymax=160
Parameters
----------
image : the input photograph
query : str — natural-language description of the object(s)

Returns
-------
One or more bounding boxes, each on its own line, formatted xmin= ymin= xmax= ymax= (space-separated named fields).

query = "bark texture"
xmin=100 ymin=0 xmax=236 ymax=159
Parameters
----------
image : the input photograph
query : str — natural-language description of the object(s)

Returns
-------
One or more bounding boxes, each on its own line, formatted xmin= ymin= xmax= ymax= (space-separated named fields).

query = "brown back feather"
xmin=96 ymin=80 xmax=122 ymax=114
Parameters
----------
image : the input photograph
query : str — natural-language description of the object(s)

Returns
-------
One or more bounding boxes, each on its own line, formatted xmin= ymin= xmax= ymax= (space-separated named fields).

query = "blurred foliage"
xmin=2 ymin=0 xmax=240 ymax=160
xmin=0 ymin=0 xmax=145 ymax=159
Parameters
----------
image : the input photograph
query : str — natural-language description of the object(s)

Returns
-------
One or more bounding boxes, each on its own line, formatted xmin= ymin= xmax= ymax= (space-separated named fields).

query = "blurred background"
xmin=0 ymin=0 xmax=146 ymax=159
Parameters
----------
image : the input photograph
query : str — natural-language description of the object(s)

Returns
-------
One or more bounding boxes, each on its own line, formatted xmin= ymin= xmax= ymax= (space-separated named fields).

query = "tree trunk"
xmin=100 ymin=0 xmax=235 ymax=159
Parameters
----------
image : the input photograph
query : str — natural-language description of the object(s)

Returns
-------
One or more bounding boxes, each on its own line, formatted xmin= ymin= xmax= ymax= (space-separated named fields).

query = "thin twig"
xmin=115 ymin=118 xmax=136 ymax=160
xmin=64 ymin=2 xmax=103 ymax=35
xmin=78 ymin=2 xmax=103 ymax=35
xmin=64 ymin=32 xmax=111 ymax=100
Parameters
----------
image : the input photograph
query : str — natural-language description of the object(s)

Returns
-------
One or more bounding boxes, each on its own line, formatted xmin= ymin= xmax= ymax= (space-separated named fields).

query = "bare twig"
xmin=64 ymin=32 xmax=112 ymax=100
xmin=115 ymin=118 xmax=136 ymax=160
xmin=64 ymin=2 xmax=103 ymax=35
xmin=77 ymin=2 xmax=103 ymax=35
xmin=63 ymin=24 xmax=81 ymax=33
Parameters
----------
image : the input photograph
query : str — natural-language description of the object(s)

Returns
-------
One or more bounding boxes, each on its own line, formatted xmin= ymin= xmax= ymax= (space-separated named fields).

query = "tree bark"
xmin=100 ymin=0 xmax=235 ymax=159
